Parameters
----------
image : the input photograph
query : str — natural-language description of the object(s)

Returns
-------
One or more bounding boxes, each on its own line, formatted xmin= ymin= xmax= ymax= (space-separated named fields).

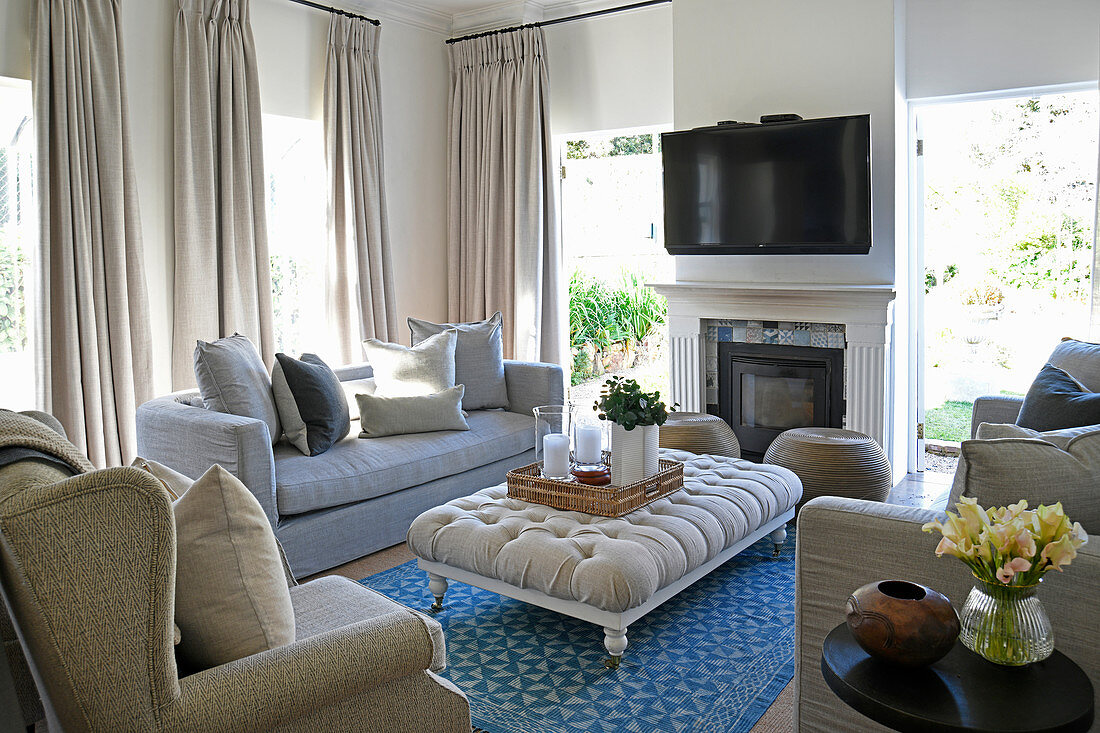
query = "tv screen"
xmin=662 ymin=115 xmax=871 ymax=255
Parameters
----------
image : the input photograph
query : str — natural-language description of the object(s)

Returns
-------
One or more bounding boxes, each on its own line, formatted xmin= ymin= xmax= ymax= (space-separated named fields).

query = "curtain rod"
xmin=287 ymin=0 xmax=380 ymax=26
xmin=445 ymin=0 xmax=669 ymax=44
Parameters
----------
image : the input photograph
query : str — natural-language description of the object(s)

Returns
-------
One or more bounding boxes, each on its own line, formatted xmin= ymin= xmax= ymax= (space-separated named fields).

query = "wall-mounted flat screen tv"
xmin=662 ymin=114 xmax=871 ymax=255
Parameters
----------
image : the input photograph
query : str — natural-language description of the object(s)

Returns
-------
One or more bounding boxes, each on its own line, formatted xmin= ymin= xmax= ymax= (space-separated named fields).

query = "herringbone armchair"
xmin=0 ymin=414 xmax=470 ymax=732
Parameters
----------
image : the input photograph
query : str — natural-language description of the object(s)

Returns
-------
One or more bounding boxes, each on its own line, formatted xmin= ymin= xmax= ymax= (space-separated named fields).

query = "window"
xmin=262 ymin=114 xmax=327 ymax=355
xmin=560 ymin=127 xmax=673 ymax=404
xmin=0 ymin=79 xmax=36 ymax=411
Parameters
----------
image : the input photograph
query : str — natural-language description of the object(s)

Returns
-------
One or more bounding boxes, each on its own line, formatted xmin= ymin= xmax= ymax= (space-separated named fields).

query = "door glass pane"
xmin=0 ymin=80 xmax=36 ymax=411
xmin=741 ymin=374 xmax=814 ymax=430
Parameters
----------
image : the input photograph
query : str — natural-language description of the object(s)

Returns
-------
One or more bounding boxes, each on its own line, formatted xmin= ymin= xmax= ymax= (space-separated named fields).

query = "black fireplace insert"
xmin=715 ymin=343 xmax=845 ymax=461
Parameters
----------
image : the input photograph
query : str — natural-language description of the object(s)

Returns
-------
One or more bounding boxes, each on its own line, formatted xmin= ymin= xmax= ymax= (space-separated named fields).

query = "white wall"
xmin=0 ymin=0 xmax=31 ymax=80
xmin=544 ymin=3 xmax=673 ymax=136
xmin=907 ymin=0 xmax=1100 ymax=99
xmin=122 ymin=0 xmax=174 ymax=394
xmin=671 ymin=0 xmax=898 ymax=287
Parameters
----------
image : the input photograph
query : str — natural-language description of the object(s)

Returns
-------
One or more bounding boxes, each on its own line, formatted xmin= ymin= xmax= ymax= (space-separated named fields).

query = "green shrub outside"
xmin=569 ymin=270 xmax=666 ymax=386
xmin=0 ymin=236 xmax=28 ymax=353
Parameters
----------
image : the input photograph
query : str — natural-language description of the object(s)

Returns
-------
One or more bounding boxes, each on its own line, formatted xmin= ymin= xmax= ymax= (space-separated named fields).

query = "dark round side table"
xmin=821 ymin=623 xmax=1094 ymax=733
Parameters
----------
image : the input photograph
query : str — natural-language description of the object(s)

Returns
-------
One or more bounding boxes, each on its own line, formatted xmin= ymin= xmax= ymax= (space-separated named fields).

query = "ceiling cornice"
xmin=450 ymin=0 xmax=543 ymax=34
xmin=343 ymin=0 xmax=453 ymax=34
xmin=342 ymin=0 xmax=668 ymax=38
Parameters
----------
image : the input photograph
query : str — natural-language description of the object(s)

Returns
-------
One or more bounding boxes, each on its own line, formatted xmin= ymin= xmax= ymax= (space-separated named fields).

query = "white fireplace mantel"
xmin=649 ymin=281 xmax=897 ymax=449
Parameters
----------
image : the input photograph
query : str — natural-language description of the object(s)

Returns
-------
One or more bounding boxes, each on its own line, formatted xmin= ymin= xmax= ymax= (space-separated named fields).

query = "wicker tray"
xmin=506 ymin=452 xmax=684 ymax=517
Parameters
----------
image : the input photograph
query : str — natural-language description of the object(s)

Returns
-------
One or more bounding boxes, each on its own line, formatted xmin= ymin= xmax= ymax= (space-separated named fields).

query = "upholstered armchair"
xmin=794 ymin=497 xmax=1099 ymax=732
xmin=0 ymin=440 xmax=470 ymax=731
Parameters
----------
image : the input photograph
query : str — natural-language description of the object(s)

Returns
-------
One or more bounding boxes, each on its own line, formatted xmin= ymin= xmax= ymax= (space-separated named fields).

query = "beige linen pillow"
xmin=363 ymin=330 xmax=457 ymax=398
xmin=356 ymin=386 xmax=470 ymax=438
xmin=341 ymin=377 xmax=377 ymax=420
xmin=130 ymin=457 xmax=192 ymax=500
xmin=173 ymin=465 xmax=295 ymax=670
xmin=949 ymin=422 xmax=1100 ymax=529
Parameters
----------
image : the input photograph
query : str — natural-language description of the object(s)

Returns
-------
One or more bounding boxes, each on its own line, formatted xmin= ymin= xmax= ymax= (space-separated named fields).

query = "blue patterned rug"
xmin=361 ymin=536 xmax=794 ymax=733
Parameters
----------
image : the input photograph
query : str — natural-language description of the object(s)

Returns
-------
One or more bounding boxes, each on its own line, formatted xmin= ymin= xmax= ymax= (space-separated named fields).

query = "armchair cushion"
xmin=175 ymin=465 xmax=295 ymax=670
xmin=194 ymin=334 xmax=281 ymax=445
xmin=291 ymin=576 xmax=447 ymax=673
xmin=408 ymin=311 xmax=508 ymax=411
xmin=1047 ymin=337 xmax=1100 ymax=392
xmin=1016 ymin=363 xmax=1100 ymax=432
xmin=949 ymin=424 xmax=1100 ymax=529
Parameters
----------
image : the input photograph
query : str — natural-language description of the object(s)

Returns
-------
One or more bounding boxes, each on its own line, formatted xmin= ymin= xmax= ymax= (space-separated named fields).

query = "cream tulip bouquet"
xmin=922 ymin=497 xmax=1088 ymax=585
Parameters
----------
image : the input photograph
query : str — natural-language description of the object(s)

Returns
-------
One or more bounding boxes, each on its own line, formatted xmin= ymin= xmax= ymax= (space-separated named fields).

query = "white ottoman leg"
xmin=428 ymin=573 xmax=448 ymax=612
xmin=769 ymin=525 xmax=788 ymax=556
xmin=603 ymin=627 xmax=628 ymax=669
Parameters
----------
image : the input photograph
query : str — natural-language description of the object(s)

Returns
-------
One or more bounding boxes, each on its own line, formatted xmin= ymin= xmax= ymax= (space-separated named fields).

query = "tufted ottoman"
xmin=406 ymin=449 xmax=802 ymax=668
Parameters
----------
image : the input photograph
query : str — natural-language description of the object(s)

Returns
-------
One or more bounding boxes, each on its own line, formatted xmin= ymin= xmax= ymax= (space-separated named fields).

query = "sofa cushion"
xmin=274 ymin=410 xmax=534 ymax=515
xmin=363 ymin=330 xmax=457 ymax=398
xmin=194 ymin=334 xmax=281 ymax=445
xmin=271 ymin=353 xmax=350 ymax=456
xmin=341 ymin=378 xmax=376 ymax=420
xmin=408 ymin=312 xmax=508 ymax=411
xmin=357 ymin=386 xmax=469 ymax=438
xmin=1017 ymin=363 xmax=1100 ymax=432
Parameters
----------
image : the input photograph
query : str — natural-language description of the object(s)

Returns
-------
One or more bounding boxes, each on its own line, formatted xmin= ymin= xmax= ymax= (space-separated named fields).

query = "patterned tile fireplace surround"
xmin=649 ymin=282 xmax=897 ymax=449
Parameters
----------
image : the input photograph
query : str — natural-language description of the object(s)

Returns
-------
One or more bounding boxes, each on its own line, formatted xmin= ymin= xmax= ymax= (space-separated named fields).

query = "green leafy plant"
xmin=570 ymin=349 xmax=595 ymax=386
xmin=594 ymin=376 xmax=676 ymax=431
xmin=568 ymin=270 xmax=666 ymax=352
xmin=0 ymin=236 xmax=28 ymax=353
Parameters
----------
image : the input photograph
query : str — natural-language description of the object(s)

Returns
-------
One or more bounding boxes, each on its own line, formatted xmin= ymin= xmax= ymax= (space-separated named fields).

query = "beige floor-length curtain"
xmin=33 ymin=0 xmax=154 ymax=467
xmin=172 ymin=0 xmax=274 ymax=387
xmin=325 ymin=16 xmax=396 ymax=363
xmin=447 ymin=28 xmax=564 ymax=364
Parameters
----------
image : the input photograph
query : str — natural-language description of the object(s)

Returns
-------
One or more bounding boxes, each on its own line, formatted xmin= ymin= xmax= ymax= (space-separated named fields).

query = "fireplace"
xmin=716 ymin=343 xmax=845 ymax=461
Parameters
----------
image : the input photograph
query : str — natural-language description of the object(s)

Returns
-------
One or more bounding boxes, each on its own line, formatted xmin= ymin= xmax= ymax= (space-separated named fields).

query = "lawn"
xmin=925 ymin=400 xmax=973 ymax=443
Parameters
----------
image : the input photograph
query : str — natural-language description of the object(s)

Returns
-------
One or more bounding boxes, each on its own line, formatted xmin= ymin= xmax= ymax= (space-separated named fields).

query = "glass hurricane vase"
xmin=958 ymin=577 xmax=1053 ymax=666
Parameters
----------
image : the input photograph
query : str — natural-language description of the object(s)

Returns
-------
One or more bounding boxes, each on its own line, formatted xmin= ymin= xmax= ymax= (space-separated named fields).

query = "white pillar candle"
xmin=575 ymin=424 xmax=603 ymax=465
xmin=542 ymin=433 xmax=571 ymax=478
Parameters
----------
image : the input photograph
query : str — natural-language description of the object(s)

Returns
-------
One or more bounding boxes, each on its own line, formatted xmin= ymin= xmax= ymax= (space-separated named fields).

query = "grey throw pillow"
xmin=408 ymin=312 xmax=508 ymax=411
xmin=356 ymin=385 xmax=470 ymax=438
xmin=949 ymin=422 xmax=1100 ymax=529
xmin=363 ymin=330 xmax=457 ymax=398
xmin=193 ymin=334 xmax=281 ymax=445
xmin=271 ymin=353 xmax=350 ymax=456
xmin=1016 ymin=363 xmax=1100 ymax=432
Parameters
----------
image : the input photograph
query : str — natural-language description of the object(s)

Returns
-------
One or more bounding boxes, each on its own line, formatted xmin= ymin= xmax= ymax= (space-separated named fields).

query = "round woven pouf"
xmin=659 ymin=412 xmax=741 ymax=459
xmin=764 ymin=427 xmax=891 ymax=505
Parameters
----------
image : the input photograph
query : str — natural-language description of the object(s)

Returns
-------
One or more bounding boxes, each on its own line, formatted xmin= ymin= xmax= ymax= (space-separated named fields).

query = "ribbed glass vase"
xmin=958 ymin=577 xmax=1053 ymax=666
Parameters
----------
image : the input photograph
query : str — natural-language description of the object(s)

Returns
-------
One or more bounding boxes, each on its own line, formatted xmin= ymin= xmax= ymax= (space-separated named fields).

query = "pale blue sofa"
xmin=137 ymin=360 xmax=564 ymax=577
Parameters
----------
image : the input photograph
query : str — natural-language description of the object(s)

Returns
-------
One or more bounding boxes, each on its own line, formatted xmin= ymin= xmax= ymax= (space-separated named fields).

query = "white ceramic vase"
xmin=610 ymin=423 xmax=660 ymax=486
